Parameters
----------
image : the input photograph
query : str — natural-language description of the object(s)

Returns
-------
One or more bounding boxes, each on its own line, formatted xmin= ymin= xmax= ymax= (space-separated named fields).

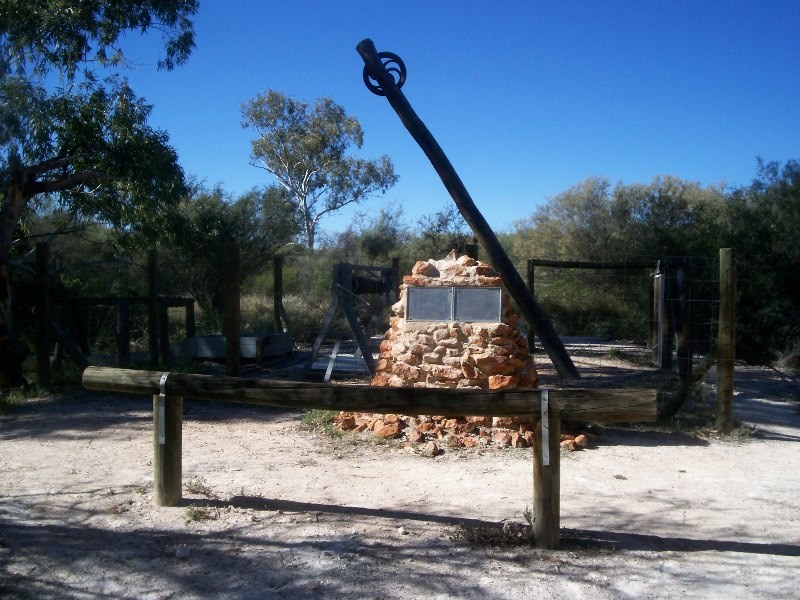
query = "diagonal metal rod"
xmin=356 ymin=38 xmax=580 ymax=380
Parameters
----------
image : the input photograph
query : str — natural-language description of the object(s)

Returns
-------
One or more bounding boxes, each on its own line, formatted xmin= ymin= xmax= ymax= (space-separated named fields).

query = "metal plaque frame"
xmin=406 ymin=287 xmax=501 ymax=322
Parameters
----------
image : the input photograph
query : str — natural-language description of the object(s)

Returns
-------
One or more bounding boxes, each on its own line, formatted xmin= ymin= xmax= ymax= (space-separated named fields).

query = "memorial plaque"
xmin=407 ymin=287 xmax=453 ymax=321
xmin=407 ymin=287 xmax=501 ymax=322
xmin=455 ymin=287 xmax=502 ymax=322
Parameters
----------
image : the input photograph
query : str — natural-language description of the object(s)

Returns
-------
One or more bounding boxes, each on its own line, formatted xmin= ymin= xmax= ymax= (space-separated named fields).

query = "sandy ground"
xmin=1 ymin=343 xmax=799 ymax=599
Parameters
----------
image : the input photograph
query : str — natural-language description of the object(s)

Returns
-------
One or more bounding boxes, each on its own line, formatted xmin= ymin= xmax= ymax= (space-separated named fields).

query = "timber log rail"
xmin=82 ymin=366 xmax=657 ymax=549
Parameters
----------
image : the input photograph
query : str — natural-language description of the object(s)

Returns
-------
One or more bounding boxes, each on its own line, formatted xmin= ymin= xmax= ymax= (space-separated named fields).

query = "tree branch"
xmin=27 ymin=153 xmax=87 ymax=176
xmin=35 ymin=169 xmax=111 ymax=195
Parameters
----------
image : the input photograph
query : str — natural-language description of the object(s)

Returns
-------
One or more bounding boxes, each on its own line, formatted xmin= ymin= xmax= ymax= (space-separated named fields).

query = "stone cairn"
xmin=334 ymin=251 xmax=595 ymax=453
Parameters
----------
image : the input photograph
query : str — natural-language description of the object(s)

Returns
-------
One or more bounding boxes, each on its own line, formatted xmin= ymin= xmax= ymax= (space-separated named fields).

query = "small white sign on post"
xmin=158 ymin=372 xmax=170 ymax=445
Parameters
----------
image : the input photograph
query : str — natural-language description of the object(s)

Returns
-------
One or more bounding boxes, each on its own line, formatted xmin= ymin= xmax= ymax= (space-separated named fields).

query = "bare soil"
xmin=1 ymin=341 xmax=799 ymax=599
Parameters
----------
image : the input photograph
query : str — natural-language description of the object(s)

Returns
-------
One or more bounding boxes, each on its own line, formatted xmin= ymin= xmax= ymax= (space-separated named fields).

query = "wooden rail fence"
xmin=83 ymin=366 xmax=657 ymax=549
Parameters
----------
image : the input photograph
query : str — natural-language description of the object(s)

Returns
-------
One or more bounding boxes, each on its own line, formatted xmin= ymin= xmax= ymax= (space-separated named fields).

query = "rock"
xmin=423 ymin=352 xmax=443 ymax=364
xmin=426 ymin=364 xmax=463 ymax=381
xmin=422 ymin=441 xmax=440 ymax=457
xmin=494 ymin=430 xmax=512 ymax=446
xmin=402 ymin=415 xmax=419 ymax=427
xmin=337 ymin=415 xmax=356 ymax=431
xmin=370 ymin=372 xmax=393 ymax=387
xmin=460 ymin=361 xmax=478 ymax=379
xmin=396 ymin=352 xmax=419 ymax=365
xmin=412 ymin=260 xmax=439 ymax=277
xmin=407 ymin=429 xmax=425 ymax=444
xmin=476 ymin=276 xmax=503 ymax=286
xmin=493 ymin=416 xmax=516 ymax=428
xmin=574 ymin=434 xmax=589 ymax=448
xmin=488 ymin=374 xmax=519 ymax=390
xmin=447 ymin=435 xmax=464 ymax=448
xmin=442 ymin=355 xmax=463 ymax=367
xmin=375 ymin=422 xmax=403 ymax=439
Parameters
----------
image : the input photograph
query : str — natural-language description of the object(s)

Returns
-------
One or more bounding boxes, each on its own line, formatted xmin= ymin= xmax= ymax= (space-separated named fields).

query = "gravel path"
xmin=1 ymin=350 xmax=798 ymax=599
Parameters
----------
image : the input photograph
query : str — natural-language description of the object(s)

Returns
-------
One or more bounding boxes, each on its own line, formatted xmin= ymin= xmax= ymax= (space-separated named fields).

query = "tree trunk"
xmin=0 ymin=182 xmax=30 ymax=388
xmin=0 ymin=248 xmax=26 ymax=388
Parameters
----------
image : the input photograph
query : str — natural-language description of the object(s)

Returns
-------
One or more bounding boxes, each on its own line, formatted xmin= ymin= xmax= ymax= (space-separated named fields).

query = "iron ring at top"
xmin=363 ymin=51 xmax=407 ymax=96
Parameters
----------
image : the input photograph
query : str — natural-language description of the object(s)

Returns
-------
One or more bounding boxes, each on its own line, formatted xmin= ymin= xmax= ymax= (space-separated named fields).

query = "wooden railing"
xmin=83 ymin=366 xmax=657 ymax=549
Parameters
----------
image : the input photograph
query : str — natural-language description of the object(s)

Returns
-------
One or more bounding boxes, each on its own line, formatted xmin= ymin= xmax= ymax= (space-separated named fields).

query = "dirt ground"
xmin=1 ymin=341 xmax=799 ymax=599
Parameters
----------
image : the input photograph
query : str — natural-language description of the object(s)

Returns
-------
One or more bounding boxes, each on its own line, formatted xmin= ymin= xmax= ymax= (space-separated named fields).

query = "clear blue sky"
xmin=119 ymin=0 xmax=799 ymax=239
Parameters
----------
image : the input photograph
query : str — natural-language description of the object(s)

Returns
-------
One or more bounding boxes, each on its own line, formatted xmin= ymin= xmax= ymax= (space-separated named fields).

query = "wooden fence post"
xmin=116 ymin=299 xmax=130 ymax=366
xmin=224 ymin=243 xmax=241 ymax=377
xmin=527 ymin=259 xmax=536 ymax=354
xmin=717 ymin=248 xmax=735 ymax=433
xmin=184 ymin=299 xmax=196 ymax=337
xmin=533 ymin=395 xmax=560 ymax=549
xmin=71 ymin=299 xmax=90 ymax=355
xmin=656 ymin=268 xmax=672 ymax=369
xmin=649 ymin=269 xmax=658 ymax=362
xmin=147 ymin=250 xmax=160 ymax=366
xmin=391 ymin=257 xmax=401 ymax=302
xmin=273 ymin=256 xmax=288 ymax=333
xmin=676 ymin=260 xmax=694 ymax=388
xmin=35 ymin=243 xmax=50 ymax=388
xmin=153 ymin=386 xmax=183 ymax=506
xmin=158 ymin=300 xmax=170 ymax=365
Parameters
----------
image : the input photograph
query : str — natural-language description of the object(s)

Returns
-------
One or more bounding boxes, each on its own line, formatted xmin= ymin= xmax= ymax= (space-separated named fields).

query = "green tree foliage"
xmin=0 ymin=0 xmax=196 ymax=78
xmin=508 ymin=164 xmax=798 ymax=362
xmin=509 ymin=175 xmax=725 ymax=341
xmin=0 ymin=0 xmax=198 ymax=386
xmin=159 ymin=185 xmax=299 ymax=318
xmin=242 ymin=89 xmax=398 ymax=250
xmin=358 ymin=204 xmax=410 ymax=262
xmin=720 ymin=159 xmax=800 ymax=362
xmin=511 ymin=176 xmax=724 ymax=261
xmin=412 ymin=204 xmax=473 ymax=259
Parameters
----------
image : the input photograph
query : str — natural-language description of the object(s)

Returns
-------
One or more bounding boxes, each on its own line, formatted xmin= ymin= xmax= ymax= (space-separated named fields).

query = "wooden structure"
xmin=31 ymin=246 xmax=195 ymax=379
xmin=357 ymin=39 xmax=580 ymax=381
xmin=82 ymin=366 xmax=656 ymax=549
xmin=526 ymin=258 xmax=655 ymax=355
xmin=68 ymin=294 xmax=195 ymax=364
xmin=303 ymin=261 xmax=399 ymax=378
xmin=716 ymin=248 xmax=735 ymax=433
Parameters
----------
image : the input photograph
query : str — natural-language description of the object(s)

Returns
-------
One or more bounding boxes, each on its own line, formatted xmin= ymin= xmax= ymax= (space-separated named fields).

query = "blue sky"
xmin=118 ymin=0 xmax=799 ymax=239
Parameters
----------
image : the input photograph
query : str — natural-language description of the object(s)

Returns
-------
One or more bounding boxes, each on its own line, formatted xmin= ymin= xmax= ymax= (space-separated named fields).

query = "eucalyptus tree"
xmin=722 ymin=159 xmax=800 ymax=362
xmin=159 ymin=184 xmax=300 ymax=318
xmin=358 ymin=204 xmax=410 ymax=262
xmin=242 ymin=89 xmax=397 ymax=250
xmin=0 ymin=0 xmax=198 ymax=387
xmin=412 ymin=204 xmax=472 ymax=259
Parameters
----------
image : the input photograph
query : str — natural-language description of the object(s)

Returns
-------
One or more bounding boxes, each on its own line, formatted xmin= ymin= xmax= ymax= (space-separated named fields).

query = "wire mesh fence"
xmin=15 ymin=243 xmax=726 ymax=377
xmin=519 ymin=254 xmax=722 ymax=368
xmin=247 ymin=253 xmax=405 ymax=345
